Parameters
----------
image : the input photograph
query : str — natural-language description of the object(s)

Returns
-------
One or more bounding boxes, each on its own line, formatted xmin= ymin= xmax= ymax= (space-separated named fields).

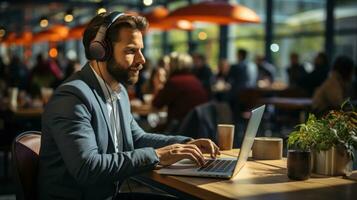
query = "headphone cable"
xmin=96 ymin=61 xmax=133 ymax=196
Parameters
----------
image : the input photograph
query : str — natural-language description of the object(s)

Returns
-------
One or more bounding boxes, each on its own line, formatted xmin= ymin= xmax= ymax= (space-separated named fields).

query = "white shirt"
xmin=91 ymin=66 xmax=122 ymax=152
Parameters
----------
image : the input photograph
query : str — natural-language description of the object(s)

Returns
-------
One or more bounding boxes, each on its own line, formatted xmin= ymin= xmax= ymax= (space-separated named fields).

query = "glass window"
xmin=230 ymin=0 xmax=265 ymax=64
xmin=274 ymin=0 xmax=326 ymax=35
xmin=335 ymin=0 xmax=357 ymax=62
xmin=273 ymin=0 xmax=326 ymax=83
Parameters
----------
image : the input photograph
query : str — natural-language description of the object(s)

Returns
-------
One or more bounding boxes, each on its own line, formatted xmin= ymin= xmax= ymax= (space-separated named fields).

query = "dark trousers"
xmin=116 ymin=192 xmax=179 ymax=200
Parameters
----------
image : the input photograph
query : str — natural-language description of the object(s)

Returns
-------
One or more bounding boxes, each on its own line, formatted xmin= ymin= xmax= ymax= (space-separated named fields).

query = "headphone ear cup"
xmin=89 ymin=40 xmax=107 ymax=61
xmin=103 ymin=39 xmax=113 ymax=61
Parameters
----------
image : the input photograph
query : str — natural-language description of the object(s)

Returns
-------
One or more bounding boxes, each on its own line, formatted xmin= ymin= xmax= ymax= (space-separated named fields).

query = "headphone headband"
xmin=89 ymin=11 xmax=125 ymax=61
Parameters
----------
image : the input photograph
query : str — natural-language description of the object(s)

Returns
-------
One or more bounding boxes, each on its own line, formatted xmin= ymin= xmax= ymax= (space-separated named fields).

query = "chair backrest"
xmin=179 ymin=101 xmax=233 ymax=142
xmin=12 ymin=131 xmax=41 ymax=200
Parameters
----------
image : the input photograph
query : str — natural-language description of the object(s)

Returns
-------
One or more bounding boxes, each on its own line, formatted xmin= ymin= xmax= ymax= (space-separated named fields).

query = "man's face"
xmin=107 ymin=27 xmax=145 ymax=85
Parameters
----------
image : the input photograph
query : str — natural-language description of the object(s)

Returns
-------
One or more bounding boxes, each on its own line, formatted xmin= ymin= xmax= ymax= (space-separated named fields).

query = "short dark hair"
xmin=82 ymin=13 xmax=148 ymax=60
xmin=332 ymin=55 xmax=354 ymax=80
xmin=237 ymin=49 xmax=248 ymax=59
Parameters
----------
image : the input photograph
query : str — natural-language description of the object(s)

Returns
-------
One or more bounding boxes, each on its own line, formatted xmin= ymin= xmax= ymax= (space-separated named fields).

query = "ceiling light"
xmin=40 ymin=17 xmax=49 ymax=28
xmin=64 ymin=9 xmax=74 ymax=23
xmin=49 ymin=48 xmax=58 ymax=58
xmin=143 ymin=0 xmax=153 ymax=6
xmin=64 ymin=14 xmax=73 ymax=23
xmin=270 ymin=43 xmax=279 ymax=52
xmin=177 ymin=20 xmax=191 ymax=30
xmin=97 ymin=7 xmax=106 ymax=14
xmin=198 ymin=31 xmax=207 ymax=40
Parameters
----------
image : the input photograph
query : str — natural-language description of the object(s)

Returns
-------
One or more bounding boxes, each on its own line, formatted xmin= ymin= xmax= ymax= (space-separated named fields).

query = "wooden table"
xmin=134 ymin=150 xmax=356 ymax=200
xmin=12 ymin=107 xmax=43 ymax=118
xmin=260 ymin=97 xmax=312 ymax=110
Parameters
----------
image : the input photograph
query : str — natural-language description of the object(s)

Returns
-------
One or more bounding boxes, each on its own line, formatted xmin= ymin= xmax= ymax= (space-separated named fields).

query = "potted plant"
xmin=288 ymin=100 xmax=357 ymax=176
xmin=287 ymin=115 xmax=318 ymax=180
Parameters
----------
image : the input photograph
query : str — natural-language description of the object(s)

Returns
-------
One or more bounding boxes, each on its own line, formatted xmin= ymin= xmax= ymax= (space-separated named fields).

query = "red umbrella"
xmin=143 ymin=6 xmax=194 ymax=30
xmin=165 ymin=1 xmax=260 ymax=25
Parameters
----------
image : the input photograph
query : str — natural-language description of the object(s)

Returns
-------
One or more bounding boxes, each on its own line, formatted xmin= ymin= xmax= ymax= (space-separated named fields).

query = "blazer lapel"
xmin=117 ymin=86 xmax=134 ymax=151
xmin=79 ymin=63 xmax=116 ymax=151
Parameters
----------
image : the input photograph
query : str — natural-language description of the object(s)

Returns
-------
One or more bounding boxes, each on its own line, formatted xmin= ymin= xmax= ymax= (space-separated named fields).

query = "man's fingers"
xmin=183 ymin=144 xmax=204 ymax=157
xmin=180 ymin=153 xmax=204 ymax=166
xmin=212 ymin=142 xmax=221 ymax=157
xmin=180 ymin=148 xmax=205 ymax=166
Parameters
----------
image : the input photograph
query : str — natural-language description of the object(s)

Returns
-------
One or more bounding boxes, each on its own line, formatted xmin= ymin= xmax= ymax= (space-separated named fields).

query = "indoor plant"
xmin=287 ymin=114 xmax=319 ymax=180
xmin=288 ymin=100 xmax=357 ymax=176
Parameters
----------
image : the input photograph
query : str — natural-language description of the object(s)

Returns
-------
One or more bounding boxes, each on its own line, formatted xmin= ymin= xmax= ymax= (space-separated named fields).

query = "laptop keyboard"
xmin=198 ymin=159 xmax=237 ymax=173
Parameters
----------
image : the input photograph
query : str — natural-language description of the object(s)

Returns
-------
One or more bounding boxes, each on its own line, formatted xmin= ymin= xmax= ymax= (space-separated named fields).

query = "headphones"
xmin=89 ymin=11 xmax=125 ymax=61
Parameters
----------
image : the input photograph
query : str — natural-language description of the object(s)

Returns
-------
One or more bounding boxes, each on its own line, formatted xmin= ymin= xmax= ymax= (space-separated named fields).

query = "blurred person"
xmin=0 ymin=56 xmax=6 ymax=95
xmin=52 ymin=59 xmax=81 ymax=88
xmin=227 ymin=49 xmax=257 ymax=120
xmin=312 ymin=56 xmax=355 ymax=114
xmin=30 ymin=54 xmax=62 ymax=97
xmin=135 ymin=58 xmax=151 ymax=100
xmin=157 ymin=55 xmax=170 ymax=74
xmin=38 ymin=12 xmax=218 ymax=200
xmin=228 ymin=49 xmax=257 ymax=89
xmin=192 ymin=53 xmax=213 ymax=96
xmin=215 ymin=58 xmax=230 ymax=82
xmin=212 ymin=59 xmax=231 ymax=101
xmin=287 ymin=52 xmax=307 ymax=88
xmin=300 ymin=52 xmax=329 ymax=96
xmin=7 ymin=55 xmax=30 ymax=91
xmin=141 ymin=66 xmax=167 ymax=96
xmin=255 ymin=55 xmax=276 ymax=87
xmin=153 ymin=52 xmax=209 ymax=132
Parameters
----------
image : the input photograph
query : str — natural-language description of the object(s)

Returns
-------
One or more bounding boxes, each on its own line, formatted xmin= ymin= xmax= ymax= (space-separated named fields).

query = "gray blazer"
xmin=38 ymin=63 xmax=191 ymax=200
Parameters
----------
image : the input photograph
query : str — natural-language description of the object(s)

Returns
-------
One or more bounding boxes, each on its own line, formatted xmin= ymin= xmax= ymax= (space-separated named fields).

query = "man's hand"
xmin=155 ymin=143 xmax=206 ymax=166
xmin=186 ymin=138 xmax=220 ymax=158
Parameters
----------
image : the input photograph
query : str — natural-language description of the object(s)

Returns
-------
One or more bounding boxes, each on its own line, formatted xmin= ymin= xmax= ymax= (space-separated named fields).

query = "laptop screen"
xmin=232 ymin=105 xmax=265 ymax=177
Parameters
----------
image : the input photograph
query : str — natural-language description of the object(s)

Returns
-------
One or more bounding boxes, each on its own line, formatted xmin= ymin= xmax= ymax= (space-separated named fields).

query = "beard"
xmin=107 ymin=57 xmax=142 ymax=85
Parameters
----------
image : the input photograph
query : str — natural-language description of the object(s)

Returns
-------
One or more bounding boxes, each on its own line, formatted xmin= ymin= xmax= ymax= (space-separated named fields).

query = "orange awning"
xmin=165 ymin=1 xmax=260 ymax=25
xmin=13 ymin=31 xmax=33 ymax=45
xmin=3 ymin=32 xmax=17 ymax=45
xmin=67 ymin=24 xmax=87 ymax=40
xmin=33 ymin=24 xmax=69 ymax=43
xmin=143 ymin=6 xmax=194 ymax=31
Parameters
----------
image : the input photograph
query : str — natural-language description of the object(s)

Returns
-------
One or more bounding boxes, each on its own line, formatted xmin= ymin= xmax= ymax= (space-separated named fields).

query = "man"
xmin=300 ymin=52 xmax=330 ymax=96
xmin=38 ymin=12 xmax=219 ymax=200
xmin=287 ymin=52 xmax=306 ymax=88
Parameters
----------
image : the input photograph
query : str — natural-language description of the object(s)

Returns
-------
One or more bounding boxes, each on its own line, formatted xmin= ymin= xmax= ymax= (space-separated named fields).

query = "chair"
xmin=12 ymin=131 xmax=41 ymax=200
xmin=178 ymin=101 xmax=233 ymax=143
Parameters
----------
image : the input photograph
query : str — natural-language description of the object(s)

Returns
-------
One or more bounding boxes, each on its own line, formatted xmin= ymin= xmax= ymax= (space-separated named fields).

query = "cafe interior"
xmin=0 ymin=0 xmax=357 ymax=199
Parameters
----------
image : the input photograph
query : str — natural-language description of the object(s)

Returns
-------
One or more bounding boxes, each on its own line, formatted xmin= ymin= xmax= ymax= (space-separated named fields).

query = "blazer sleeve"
xmin=44 ymin=85 xmax=159 ymax=186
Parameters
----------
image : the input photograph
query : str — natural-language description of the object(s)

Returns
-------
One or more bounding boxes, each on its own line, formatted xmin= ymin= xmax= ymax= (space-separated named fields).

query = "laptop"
xmin=157 ymin=105 xmax=265 ymax=179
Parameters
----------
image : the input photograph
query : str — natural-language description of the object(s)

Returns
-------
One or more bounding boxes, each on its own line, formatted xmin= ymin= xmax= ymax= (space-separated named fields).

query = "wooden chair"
xmin=12 ymin=131 xmax=41 ymax=200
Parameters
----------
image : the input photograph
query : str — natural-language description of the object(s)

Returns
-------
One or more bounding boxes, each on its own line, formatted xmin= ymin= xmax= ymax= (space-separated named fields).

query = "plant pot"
xmin=313 ymin=146 xmax=353 ymax=176
xmin=287 ymin=150 xmax=311 ymax=180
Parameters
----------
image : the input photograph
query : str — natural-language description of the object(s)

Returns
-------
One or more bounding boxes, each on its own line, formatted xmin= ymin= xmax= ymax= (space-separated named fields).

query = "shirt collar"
xmin=90 ymin=65 xmax=121 ymax=103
